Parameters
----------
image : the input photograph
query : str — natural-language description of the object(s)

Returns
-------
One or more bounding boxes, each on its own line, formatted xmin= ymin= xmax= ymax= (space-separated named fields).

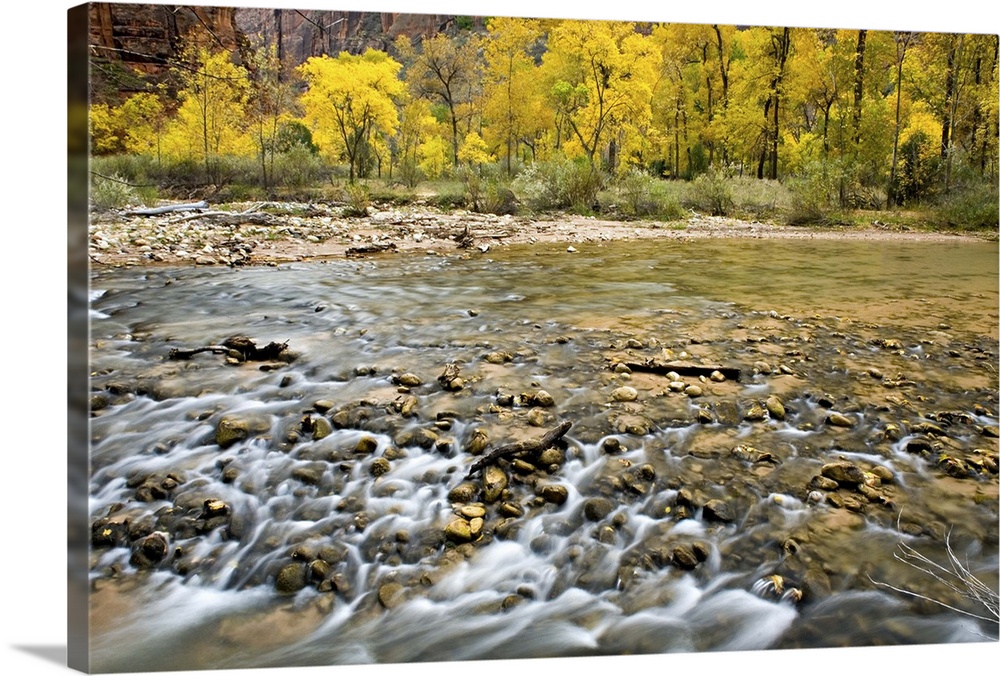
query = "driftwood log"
xmin=346 ymin=242 xmax=398 ymax=257
xmin=169 ymin=335 xmax=288 ymax=362
xmin=623 ymin=360 xmax=741 ymax=382
xmin=465 ymin=421 xmax=572 ymax=478
xmin=128 ymin=201 xmax=209 ymax=216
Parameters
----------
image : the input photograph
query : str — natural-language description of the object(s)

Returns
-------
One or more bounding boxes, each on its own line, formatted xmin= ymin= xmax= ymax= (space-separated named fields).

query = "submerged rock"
xmin=612 ymin=386 xmax=639 ymax=402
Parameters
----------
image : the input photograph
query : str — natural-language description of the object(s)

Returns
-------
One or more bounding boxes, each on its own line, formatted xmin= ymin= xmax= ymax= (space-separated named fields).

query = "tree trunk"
xmin=888 ymin=33 xmax=912 ymax=208
xmin=852 ymin=30 xmax=867 ymax=147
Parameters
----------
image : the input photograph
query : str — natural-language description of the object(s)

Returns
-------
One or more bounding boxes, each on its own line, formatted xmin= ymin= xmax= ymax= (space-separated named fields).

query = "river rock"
xmin=672 ymin=544 xmax=700 ymax=570
xmin=537 ymin=447 xmax=566 ymax=467
xmin=601 ymin=438 xmax=624 ymax=454
xmin=532 ymin=390 xmax=556 ymax=407
xmin=130 ymin=532 xmax=168 ymax=568
xmin=448 ymin=482 xmax=479 ymax=503
xmin=397 ymin=373 xmax=423 ymax=388
xmin=444 ymin=518 xmax=474 ymax=543
xmin=215 ymin=417 xmax=250 ymax=448
xmin=808 ymin=475 xmax=840 ymax=491
xmin=983 ymin=425 xmax=1000 ymax=438
xmin=710 ymin=370 xmax=726 ymax=382
xmin=703 ymin=499 xmax=734 ymax=523
xmin=291 ymin=464 xmax=325 ymax=486
xmin=275 ymin=563 xmax=308 ymax=594
xmin=668 ymin=381 xmax=686 ymax=392
xmin=744 ymin=402 xmax=768 ymax=421
xmin=612 ymin=386 xmax=639 ymax=402
xmin=540 ymin=484 xmax=569 ymax=505
xmin=684 ymin=385 xmax=703 ymax=398
xmin=906 ymin=437 xmax=936 ymax=454
xmin=765 ymin=395 xmax=786 ymax=420
xmin=312 ymin=416 xmax=333 ymax=440
xmin=826 ymin=413 xmax=855 ymax=428
xmin=499 ymin=501 xmax=524 ymax=518
xmin=870 ymin=465 xmax=895 ymax=483
xmin=378 ymin=581 xmax=406 ymax=608
xmin=458 ymin=504 xmax=486 ymax=519
xmin=369 ymin=457 xmax=391 ymax=477
xmin=400 ymin=395 xmax=419 ymax=417
xmin=355 ymin=436 xmax=379 ymax=454
xmin=696 ymin=408 xmax=715 ymax=424
xmin=312 ymin=400 xmax=335 ymax=414
xmin=821 ymin=462 xmax=866 ymax=485
xmin=583 ymin=497 xmax=615 ymax=521
xmin=483 ymin=466 xmax=509 ymax=503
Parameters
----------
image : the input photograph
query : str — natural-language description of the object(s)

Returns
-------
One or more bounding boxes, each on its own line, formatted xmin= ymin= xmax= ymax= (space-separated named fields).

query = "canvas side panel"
xmin=67 ymin=3 xmax=91 ymax=673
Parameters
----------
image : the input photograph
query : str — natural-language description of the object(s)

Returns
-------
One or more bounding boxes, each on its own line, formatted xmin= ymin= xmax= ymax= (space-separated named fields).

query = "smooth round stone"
xmin=612 ymin=386 xmax=638 ymax=402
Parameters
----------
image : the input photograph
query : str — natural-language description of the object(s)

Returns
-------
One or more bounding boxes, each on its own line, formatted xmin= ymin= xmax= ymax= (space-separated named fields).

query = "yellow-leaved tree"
xmin=396 ymin=33 xmax=483 ymax=167
xmin=299 ymin=49 xmax=405 ymax=182
xmin=481 ymin=17 xmax=547 ymax=174
xmin=117 ymin=92 xmax=168 ymax=163
xmin=162 ymin=45 xmax=252 ymax=183
xmin=246 ymin=41 xmax=298 ymax=189
xmin=542 ymin=20 xmax=659 ymax=173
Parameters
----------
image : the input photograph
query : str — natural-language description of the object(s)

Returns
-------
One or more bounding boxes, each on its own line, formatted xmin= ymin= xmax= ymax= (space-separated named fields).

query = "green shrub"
xmin=511 ymin=157 xmax=604 ymax=213
xmin=785 ymin=170 xmax=832 ymax=225
xmin=934 ymin=183 xmax=1000 ymax=231
xmin=90 ymin=173 xmax=146 ymax=210
xmin=273 ymin=144 xmax=327 ymax=189
xmin=730 ymin=176 xmax=786 ymax=219
xmin=341 ymin=181 xmax=371 ymax=217
xmin=686 ymin=167 xmax=734 ymax=216
xmin=613 ymin=170 xmax=686 ymax=220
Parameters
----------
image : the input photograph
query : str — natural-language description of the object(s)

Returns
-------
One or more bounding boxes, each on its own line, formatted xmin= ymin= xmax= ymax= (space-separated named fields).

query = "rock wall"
xmin=86 ymin=3 xmax=483 ymax=100
xmin=233 ymin=8 xmax=482 ymax=63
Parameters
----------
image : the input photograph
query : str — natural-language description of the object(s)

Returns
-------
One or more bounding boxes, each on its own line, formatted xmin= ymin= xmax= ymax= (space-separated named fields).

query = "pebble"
xmin=826 ymin=413 xmax=855 ymax=428
xmin=612 ymin=386 xmax=638 ymax=402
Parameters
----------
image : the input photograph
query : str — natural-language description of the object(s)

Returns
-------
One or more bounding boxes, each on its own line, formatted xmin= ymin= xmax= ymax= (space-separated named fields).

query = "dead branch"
xmin=168 ymin=336 xmax=289 ymax=362
xmin=128 ymin=201 xmax=209 ymax=216
xmin=465 ymin=421 xmax=572 ymax=478
xmin=622 ymin=360 xmax=742 ymax=382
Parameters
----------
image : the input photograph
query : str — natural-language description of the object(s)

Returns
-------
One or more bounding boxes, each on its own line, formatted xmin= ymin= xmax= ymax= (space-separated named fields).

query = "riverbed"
xmin=86 ymin=236 xmax=999 ymax=672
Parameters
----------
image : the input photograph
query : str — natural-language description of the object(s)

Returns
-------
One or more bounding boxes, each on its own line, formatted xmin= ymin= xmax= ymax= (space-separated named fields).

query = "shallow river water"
xmin=87 ymin=237 xmax=999 ymax=672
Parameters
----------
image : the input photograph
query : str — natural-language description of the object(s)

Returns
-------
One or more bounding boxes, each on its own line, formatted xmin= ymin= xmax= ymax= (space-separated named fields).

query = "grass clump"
xmin=90 ymin=173 xmax=150 ymax=211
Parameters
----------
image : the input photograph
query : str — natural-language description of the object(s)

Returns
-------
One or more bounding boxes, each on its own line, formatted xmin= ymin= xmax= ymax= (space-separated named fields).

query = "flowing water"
xmin=87 ymin=238 xmax=999 ymax=672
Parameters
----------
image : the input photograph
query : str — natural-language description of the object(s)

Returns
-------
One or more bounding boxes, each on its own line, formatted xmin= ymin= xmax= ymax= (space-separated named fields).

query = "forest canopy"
xmin=90 ymin=16 xmax=999 ymax=221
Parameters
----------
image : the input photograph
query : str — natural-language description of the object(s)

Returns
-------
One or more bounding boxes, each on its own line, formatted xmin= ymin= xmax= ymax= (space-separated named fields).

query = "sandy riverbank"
xmin=87 ymin=201 xmax=993 ymax=268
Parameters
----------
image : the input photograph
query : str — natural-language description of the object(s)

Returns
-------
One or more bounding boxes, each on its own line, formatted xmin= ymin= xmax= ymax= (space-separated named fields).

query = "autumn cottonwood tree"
xmin=298 ymin=49 xmax=405 ymax=182
xmin=888 ymin=31 xmax=915 ymax=206
xmin=397 ymin=33 xmax=483 ymax=167
xmin=246 ymin=41 xmax=297 ymax=190
xmin=166 ymin=45 xmax=251 ymax=185
xmin=543 ymin=20 xmax=659 ymax=173
xmin=481 ymin=17 xmax=545 ymax=174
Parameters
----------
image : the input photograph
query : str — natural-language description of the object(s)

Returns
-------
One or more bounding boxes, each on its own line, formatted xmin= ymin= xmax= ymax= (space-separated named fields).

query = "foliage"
xmin=511 ymin=156 xmax=605 ymax=212
xmin=89 ymin=23 xmax=997 ymax=224
xmin=933 ymin=182 xmax=1000 ymax=230
xmin=458 ymin=131 xmax=493 ymax=167
xmin=162 ymin=46 xmax=253 ymax=184
xmin=687 ymin=166 xmax=735 ymax=216
xmin=90 ymin=173 xmax=146 ymax=210
xmin=613 ymin=170 xmax=686 ymax=220
xmin=341 ymin=181 xmax=371 ymax=216
xmin=299 ymin=49 xmax=405 ymax=182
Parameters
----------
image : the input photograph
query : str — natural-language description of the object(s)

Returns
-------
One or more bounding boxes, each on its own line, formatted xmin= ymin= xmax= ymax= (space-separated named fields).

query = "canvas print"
xmin=71 ymin=2 xmax=999 ymax=673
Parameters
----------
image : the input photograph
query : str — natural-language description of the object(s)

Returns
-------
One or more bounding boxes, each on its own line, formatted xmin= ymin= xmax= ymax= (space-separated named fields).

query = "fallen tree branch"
xmin=128 ymin=201 xmax=209 ymax=216
xmin=346 ymin=242 xmax=397 ymax=257
xmin=623 ymin=360 xmax=742 ymax=382
xmin=169 ymin=336 xmax=289 ymax=362
xmin=465 ymin=421 xmax=572 ymax=478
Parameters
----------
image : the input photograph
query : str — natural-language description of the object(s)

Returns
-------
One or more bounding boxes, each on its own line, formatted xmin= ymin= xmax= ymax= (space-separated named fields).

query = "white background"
xmin=1 ymin=1 xmax=997 ymax=674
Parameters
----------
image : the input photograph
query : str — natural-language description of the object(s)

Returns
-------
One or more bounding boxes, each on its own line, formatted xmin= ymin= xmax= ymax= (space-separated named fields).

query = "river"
xmin=86 ymin=237 xmax=999 ymax=672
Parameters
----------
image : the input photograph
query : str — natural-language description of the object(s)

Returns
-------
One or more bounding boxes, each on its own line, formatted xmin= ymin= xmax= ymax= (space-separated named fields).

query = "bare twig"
xmin=869 ymin=527 xmax=999 ymax=630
